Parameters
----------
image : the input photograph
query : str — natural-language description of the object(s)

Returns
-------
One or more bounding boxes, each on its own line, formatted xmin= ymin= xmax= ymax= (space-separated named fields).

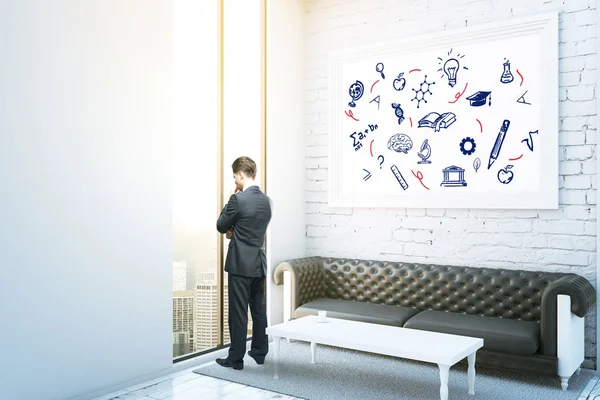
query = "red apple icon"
xmin=498 ymin=165 xmax=514 ymax=184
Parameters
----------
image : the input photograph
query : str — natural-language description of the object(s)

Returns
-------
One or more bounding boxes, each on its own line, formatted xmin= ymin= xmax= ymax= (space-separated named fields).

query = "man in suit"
xmin=215 ymin=156 xmax=272 ymax=370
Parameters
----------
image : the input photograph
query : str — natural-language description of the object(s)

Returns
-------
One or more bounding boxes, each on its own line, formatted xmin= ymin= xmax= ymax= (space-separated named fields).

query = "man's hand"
xmin=226 ymin=229 xmax=233 ymax=239
xmin=229 ymin=186 xmax=242 ymax=196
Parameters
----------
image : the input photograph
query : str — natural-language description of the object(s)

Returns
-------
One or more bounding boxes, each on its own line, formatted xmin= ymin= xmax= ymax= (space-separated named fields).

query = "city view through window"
xmin=172 ymin=233 xmax=226 ymax=357
xmin=173 ymin=0 xmax=259 ymax=359
xmin=172 ymin=230 xmax=254 ymax=357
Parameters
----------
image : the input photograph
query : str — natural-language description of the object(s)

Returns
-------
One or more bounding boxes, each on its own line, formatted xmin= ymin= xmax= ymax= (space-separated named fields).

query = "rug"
xmin=193 ymin=341 xmax=591 ymax=400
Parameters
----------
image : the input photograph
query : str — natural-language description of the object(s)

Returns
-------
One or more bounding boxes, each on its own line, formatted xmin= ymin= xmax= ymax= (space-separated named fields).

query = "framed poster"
xmin=328 ymin=13 xmax=558 ymax=209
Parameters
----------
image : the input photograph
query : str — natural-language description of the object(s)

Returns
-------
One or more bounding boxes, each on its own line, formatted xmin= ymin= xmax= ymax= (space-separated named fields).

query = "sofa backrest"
xmin=321 ymin=258 xmax=569 ymax=322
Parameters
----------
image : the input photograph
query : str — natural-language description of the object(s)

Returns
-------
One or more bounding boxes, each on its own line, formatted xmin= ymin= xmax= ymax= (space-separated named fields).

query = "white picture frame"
xmin=328 ymin=13 xmax=559 ymax=209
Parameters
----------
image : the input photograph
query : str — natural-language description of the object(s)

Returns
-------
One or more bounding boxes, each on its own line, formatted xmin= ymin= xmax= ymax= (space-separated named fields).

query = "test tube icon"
xmin=391 ymin=165 xmax=409 ymax=190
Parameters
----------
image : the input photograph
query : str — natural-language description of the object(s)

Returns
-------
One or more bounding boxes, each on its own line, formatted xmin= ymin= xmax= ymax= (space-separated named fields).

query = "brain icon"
xmin=387 ymin=134 xmax=413 ymax=154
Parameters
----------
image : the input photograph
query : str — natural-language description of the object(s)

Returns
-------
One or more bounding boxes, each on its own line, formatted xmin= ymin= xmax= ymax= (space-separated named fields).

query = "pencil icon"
xmin=488 ymin=119 xmax=510 ymax=170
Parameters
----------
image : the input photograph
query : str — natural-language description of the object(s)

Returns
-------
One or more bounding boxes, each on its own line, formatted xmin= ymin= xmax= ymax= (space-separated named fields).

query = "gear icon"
xmin=460 ymin=137 xmax=476 ymax=155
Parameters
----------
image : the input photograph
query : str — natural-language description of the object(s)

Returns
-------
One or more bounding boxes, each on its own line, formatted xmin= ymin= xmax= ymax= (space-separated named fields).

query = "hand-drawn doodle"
xmin=438 ymin=49 xmax=468 ymax=87
xmin=344 ymin=109 xmax=359 ymax=121
xmin=521 ymin=130 xmax=539 ymax=151
xmin=517 ymin=69 xmax=524 ymax=86
xmin=349 ymin=124 xmax=379 ymax=151
xmin=370 ymin=96 xmax=381 ymax=110
xmin=487 ymin=119 xmax=511 ymax=169
xmin=500 ymin=59 xmax=514 ymax=84
xmin=391 ymin=165 xmax=409 ymax=190
xmin=370 ymin=80 xmax=379 ymax=93
xmin=509 ymin=154 xmax=524 ymax=161
xmin=378 ymin=155 xmax=385 ymax=168
xmin=391 ymin=103 xmax=405 ymax=124
xmin=441 ymin=165 xmax=468 ymax=187
xmin=517 ymin=90 xmax=531 ymax=105
xmin=473 ymin=157 xmax=481 ymax=172
xmin=449 ymin=82 xmax=469 ymax=104
xmin=498 ymin=165 xmax=514 ymax=184
xmin=348 ymin=80 xmax=364 ymax=107
xmin=376 ymin=62 xmax=385 ymax=79
xmin=409 ymin=69 xmax=421 ymax=74
xmin=370 ymin=140 xmax=375 ymax=157
xmin=466 ymin=91 xmax=492 ymax=107
xmin=418 ymin=111 xmax=456 ymax=132
xmin=363 ymin=169 xmax=372 ymax=181
xmin=417 ymin=139 xmax=432 ymax=164
xmin=411 ymin=75 xmax=435 ymax=108
xmin=459 ymin=137 xmax=476 ymax=155
xmin=411 ymin=170 xmax=430 ymax=190
xmin=476 ymin=119 xmax=483 ymax=133
xmin=349 ymin=132 xmax=363 ymax=151
xmin=387 ymin=133 xmax=413 ymax=154
xmin=393 ymin=73 xmax=406 ymax=91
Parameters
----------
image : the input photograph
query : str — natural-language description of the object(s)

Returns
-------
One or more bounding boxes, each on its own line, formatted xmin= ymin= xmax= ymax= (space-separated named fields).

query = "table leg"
xmin=273 ymin=336 xmax=281 ymax=380
xmin=467 ymin=351 xmax=476 ymax=395
xmin=311 ymin=342 xmax=317 ymax=364
xmin=438 ymin=364 xmax=450 ymax=400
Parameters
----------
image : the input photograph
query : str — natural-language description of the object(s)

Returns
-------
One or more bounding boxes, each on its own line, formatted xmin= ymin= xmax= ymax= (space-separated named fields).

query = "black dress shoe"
xmin=247 ymin=351 xmax=265 ymax=365
xmin=216 ymin=358 xmax=243 ymax=370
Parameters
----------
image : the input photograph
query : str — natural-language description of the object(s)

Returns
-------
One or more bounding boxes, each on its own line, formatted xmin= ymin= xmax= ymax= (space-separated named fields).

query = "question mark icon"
xmin=378 ymin=155 xmax=384 ymax=169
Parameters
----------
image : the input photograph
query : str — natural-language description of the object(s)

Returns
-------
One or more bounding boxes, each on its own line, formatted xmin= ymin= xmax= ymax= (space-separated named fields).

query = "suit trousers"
xmin=227 ymin=273 xmax=268 ymax=366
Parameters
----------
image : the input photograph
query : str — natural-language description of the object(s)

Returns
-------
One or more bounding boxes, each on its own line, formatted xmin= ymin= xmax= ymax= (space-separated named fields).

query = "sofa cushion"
xmin=294 ymin=298 xmax=420 ymax=327
xmin=404 ymin=310 xmax=540 ymax=356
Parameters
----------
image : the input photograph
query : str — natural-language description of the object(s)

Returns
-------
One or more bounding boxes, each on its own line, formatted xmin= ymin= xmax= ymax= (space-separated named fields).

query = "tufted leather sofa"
xmin=273 ymin=256 xmax=596 ymax=388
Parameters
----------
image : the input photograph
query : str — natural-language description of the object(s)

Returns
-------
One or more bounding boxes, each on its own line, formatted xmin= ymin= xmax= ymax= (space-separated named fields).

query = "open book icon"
xmin=418 ymin=112 xmax=456 ymax=132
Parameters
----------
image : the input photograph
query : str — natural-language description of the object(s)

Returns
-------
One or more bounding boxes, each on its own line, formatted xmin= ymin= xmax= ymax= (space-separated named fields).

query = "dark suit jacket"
xmin=216 ymin=186 xmax=272 ymax=277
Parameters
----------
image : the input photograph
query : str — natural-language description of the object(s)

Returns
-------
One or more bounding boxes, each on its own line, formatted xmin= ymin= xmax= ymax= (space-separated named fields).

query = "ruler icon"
xmin=391 ymin=165 xmax=409 ymax=190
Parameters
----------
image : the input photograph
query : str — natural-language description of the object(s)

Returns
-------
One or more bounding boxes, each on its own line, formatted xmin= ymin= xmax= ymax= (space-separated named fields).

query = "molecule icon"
xmin=411 ymin=75 xmax=435 ymax=109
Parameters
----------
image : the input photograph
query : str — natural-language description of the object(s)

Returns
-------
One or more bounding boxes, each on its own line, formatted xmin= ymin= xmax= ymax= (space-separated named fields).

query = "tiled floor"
xmin=586 ymin=376 xmax=600 ymax=400
xmin=92 ymin=362 xmax=302 ymax=400
xmin=93 ymin=361 xmax=600 ymax=400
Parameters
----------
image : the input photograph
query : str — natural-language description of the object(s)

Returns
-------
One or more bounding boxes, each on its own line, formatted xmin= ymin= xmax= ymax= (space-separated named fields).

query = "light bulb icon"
xmin=443 ymin=58 xmax=460 ymax=87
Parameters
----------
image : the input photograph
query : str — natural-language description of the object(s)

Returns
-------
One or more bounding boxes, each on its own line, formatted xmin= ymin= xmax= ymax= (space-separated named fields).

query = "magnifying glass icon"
xmin=376 ymin=62 xmax=385 ymax=79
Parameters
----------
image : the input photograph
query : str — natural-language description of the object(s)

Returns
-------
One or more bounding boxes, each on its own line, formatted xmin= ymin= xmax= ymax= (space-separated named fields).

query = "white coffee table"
xmin=266 ymin=316 xmax=483 ymax=400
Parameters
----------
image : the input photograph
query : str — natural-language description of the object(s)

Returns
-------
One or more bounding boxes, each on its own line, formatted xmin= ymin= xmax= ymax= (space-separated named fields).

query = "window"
xmin=173 ymin=0 xmax=265 ymax=361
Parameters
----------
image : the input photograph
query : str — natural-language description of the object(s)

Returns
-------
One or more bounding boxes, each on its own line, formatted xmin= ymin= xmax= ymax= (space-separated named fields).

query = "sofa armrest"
xmin=539 ymin=274 xmax=596 ymax=356
xmin=273 ymin=257 xmax=325 ymax=317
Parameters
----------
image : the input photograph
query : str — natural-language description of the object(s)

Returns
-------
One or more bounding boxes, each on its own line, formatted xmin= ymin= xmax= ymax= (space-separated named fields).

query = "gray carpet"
xmin=193 ymin=341 xmax=591 ymax=400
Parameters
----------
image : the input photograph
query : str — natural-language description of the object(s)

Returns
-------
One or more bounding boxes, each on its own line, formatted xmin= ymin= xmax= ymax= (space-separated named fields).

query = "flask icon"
xmin=500 ymin=60 xmax=514 ymax=84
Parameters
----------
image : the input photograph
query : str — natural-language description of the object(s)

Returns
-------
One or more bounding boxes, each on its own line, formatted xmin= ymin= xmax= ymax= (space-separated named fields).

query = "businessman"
xmin=216 ymin=156 xmax=272 ymax=370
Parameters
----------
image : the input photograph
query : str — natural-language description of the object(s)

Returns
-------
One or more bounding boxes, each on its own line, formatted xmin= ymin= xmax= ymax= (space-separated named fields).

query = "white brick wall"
xmin=303 ymin=0 xmax=597 ymax=367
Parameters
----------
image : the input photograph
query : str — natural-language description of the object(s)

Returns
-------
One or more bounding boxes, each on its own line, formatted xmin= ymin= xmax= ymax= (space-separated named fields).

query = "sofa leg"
xmin=560 ymin=376 xmax=569 ymax=391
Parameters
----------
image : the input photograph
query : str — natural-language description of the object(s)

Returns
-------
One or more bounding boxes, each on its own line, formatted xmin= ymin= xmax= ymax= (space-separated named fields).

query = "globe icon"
xmin=348 ymin=80 xmax=364 ymax=107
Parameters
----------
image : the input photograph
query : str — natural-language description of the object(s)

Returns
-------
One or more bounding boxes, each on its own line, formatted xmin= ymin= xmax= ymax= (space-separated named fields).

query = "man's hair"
xmin=232 ymin=156 xmax=257 ymax=179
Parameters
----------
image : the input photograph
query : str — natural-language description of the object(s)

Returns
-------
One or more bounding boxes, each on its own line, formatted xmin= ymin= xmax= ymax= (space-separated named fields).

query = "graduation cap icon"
xmin=466 ymin=91 xmax=492 ymax=107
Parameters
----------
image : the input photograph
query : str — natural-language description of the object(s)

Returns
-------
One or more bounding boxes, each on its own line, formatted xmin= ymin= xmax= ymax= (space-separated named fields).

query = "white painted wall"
xmin=0 ymin=1 xmax=172 ymax=399
xmin=267 ymin=0 xmax=306 ymax=325
xmin=303 ymin=0 xmax=597 ymax=367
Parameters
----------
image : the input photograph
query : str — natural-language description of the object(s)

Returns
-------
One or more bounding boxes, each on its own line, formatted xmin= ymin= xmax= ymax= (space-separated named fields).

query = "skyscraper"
xmin=195 ymin=278 xmax=229 ymax=350
xmin=172 ymin=290 xmax=195 ymax=357
xmin=172 ymin=260 xmax=187 ymax=291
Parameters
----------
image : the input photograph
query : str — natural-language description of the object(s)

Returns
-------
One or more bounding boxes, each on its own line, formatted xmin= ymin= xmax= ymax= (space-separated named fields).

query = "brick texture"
xmin=303 ymin=0 xmax=598 ymax=368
